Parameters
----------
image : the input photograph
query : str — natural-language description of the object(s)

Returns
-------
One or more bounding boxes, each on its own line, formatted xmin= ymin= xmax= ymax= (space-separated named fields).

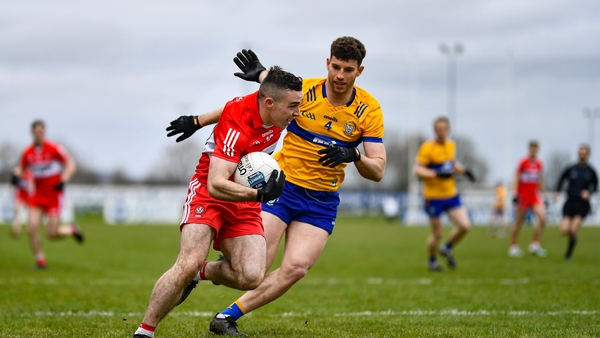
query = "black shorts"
xmin=562 ymin=198 xmax=590 ymax=218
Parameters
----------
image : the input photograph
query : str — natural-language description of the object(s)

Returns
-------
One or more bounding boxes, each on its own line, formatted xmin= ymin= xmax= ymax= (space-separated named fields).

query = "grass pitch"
xmin=1 ymin=215 xmax=599 ymax=337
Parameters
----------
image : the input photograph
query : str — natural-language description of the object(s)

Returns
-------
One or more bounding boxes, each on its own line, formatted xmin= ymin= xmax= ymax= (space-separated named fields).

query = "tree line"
xmin=0 ymin=137 xmax=573 ymax=190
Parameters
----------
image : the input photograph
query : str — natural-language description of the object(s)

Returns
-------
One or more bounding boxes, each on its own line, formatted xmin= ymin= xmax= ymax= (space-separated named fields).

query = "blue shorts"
xmin=424 ymin=195 xmax=462 ymax=218
xmin=262 ymin=181 xmax=340 ymax=234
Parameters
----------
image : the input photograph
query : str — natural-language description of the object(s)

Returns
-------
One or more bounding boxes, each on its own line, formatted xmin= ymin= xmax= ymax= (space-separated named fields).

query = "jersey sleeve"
xmin=516 ymin=159 xmax=525 ymax=175
xmin=211 ymin=118 xmax=249 ymax=164
xmin=361 ymin=103 xmax=384 ymax=143
xmin=19 ymin=150 xmax=28 ymax=169
xmin=53 ymin=144 xmax=70 ymax=163
xmin=416 ymin=142 xmax=430 ymax=165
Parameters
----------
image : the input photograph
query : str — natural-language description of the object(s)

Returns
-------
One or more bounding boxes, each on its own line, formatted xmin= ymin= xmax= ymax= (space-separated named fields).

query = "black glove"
xmin=464 ymin=169 xmax=476 ymax=182
xmin=10 ymin=173 xmax=19 ymax=186
xmin=543 ymin=196 xmax=550 ymax=208
xmin=256 ymin=170 xmax=286 ymax=203
xmin=166 ymin=115 xmax=201 ymax=143
xmin=233 ymin=49 xmax=266 ymax=83
xmin=436 ymin=172 xmax=454 ymax=179
xmin=54 ymin=181 xmax=65 ymax=191
xmin=318 ymin=146 xmax=361 ymax=168
xmin=512 ymin=196 xmax=518 ymax=205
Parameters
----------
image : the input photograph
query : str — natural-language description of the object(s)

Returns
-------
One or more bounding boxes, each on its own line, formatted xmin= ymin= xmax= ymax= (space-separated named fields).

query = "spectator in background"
xmin=490 ymin=181 xmax=507 ymax=237
xmin=554 ymin=144 xmax=598 ymax=260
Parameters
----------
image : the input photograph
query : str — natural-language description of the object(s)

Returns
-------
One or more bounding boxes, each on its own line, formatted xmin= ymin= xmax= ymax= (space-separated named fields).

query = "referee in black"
xmin=554 ymin=144 xmax=598 ymax=260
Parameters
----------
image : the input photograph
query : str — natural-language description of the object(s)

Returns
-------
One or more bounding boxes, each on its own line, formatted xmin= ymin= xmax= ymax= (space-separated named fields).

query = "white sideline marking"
xmin=1 ymin=277 xmax=596 ymax=286
xmin=20 ymin=309 xmax=597 ymax=318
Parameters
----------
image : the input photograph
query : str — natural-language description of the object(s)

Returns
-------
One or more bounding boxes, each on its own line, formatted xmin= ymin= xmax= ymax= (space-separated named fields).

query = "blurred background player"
xmin=9 ymin=169 xmax=33 ymax=237
xmin=554 ymin=144 xmax=598 ymax=261
xmin=166 ymin=37 xmax=386 ymax=336
xmin=13 ymin=120 xmax=82 ymax=269
xmin=133 ymin=66 xmax=299 ymax=338
xmin=489 ymin=181 xmax=507 ymax=237
xmin=509 ymin=140 xmax=547 ymax=258
xmin=414 ymin=116 xmax=475 ymax=271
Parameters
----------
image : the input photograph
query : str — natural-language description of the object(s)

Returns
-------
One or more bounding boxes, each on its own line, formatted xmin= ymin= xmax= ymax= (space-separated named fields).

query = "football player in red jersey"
xmin=12 ymin=120 xmax=83 ymax=269
xmin=508 ymin=140 xmax=547 ymax=258
xmin=133 ymin=66 xmax=302 ymax=338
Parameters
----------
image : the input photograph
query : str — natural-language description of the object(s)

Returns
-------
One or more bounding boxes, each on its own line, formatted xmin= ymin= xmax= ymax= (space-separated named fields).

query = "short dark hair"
xmin=259 ymin=66 xmax=303 ymax=102
xmin=529 ymin=140 xmax=539 ymax=148
xmin=580 ymin=143 xmax=591 ymax=153
xmin=434 ymin=116 xmax=450 ymax=127
xmin=330 ymin=36 xmax=367 ymax=66
xmin=31 ymin=119 xmax=45 ymax=131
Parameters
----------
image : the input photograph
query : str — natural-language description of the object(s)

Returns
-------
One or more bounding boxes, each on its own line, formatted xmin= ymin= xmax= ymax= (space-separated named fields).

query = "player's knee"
xmin=282 ymin=263 xmax=309 ymax=285
xmin=235 ymin=269 xmax=265 ymax=290
xmin=46 ymin=229 xmax=60 ymax=239
xmin=174 ymin=259 xmax=203 ymax=283
xmin=459 ymin=222 xmax=471 ymax=232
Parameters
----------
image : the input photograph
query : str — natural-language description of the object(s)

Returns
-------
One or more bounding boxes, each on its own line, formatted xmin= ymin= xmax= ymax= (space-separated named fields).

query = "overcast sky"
xmin=1 ymin=0 xmax=599 ymax=185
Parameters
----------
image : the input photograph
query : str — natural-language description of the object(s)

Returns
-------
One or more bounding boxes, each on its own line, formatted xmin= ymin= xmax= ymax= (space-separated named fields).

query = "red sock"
xmin=139 ymin=323 xmax=155 ymax=332
xmin=199 ymin=261 xmax=209 ymax=280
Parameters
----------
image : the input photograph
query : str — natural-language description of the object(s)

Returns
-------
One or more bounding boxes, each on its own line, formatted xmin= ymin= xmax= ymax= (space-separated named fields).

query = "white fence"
xmin=0 ymin=184 xmax=185 ymax=225
xmin=1 ymin=184 xmax=599 ymax=226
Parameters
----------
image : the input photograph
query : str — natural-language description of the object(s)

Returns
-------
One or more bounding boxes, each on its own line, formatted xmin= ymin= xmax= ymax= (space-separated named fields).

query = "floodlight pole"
xmin=440 ymin=42 xmax=463 ymax=132
xmin=584 ymin=107 xmax=600 ymax=165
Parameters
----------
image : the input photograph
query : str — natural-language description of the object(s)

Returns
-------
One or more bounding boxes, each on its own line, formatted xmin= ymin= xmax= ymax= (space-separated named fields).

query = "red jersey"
xmin=195 ymin=91 xmax=282 ymax=184
xmin=19 ymin=141 xmax=69 ymax=193
xmin=516 ymin=157 xmax=543 ymax=197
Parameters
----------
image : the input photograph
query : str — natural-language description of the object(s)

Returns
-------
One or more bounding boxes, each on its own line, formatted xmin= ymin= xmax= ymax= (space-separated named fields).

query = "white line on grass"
xmin=19 ymin=309 xmax=597 ymax=318
xmin=0 ymin=277 xmax=596 ymax=286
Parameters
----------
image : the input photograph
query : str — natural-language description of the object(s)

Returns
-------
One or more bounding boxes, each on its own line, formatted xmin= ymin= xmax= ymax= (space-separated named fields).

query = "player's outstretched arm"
xmin=353 ymin=142 xmax=386 ymax=182
xmin=166 ymin=107 xmax=223 ymax=142
xmin=233 ymin=49 xmax=268 ymax=83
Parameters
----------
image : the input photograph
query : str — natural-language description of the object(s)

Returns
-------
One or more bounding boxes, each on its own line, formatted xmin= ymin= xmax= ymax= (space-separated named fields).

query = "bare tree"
xmin=543 ymin=150 xmax=571 ymax=191
xmin=145 ymin=140 xmax=203 ymax=184
xmin=0 ymin=141 xmax=20 ymax=178
xmin=454 ymin=135 xmax=489 ymax=184
xmin=58 ymin=141 xmax=103 ymax=184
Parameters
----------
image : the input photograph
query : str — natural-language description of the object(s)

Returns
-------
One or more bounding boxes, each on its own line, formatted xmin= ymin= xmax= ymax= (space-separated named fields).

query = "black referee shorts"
xmin=562 ymin=198 xmax=591 ymax=218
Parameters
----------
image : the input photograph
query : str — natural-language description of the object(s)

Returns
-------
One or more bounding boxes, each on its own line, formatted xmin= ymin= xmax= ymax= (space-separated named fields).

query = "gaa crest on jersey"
xmin=194 ymin=206 xmax=204 ymax=217
xmin=343 ymin=121 xmax=357 ymax=137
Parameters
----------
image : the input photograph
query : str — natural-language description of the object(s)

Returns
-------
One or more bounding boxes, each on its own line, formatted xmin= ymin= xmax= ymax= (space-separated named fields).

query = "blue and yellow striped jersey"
xmin=416 ymin=139 xmax=457 ymax=199
xmin=274 ymin=78 xmax=384 ymax=192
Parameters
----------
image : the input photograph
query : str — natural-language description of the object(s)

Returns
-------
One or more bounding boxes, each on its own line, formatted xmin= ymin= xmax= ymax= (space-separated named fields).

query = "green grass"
xmin=1 ymin=215 xmax=599 ymax=337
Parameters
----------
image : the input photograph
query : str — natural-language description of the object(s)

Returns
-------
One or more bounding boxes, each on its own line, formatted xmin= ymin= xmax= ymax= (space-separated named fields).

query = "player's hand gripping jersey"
xmin=275 ymin=78 xmax=384 ymax=192
xmin=417 ymin=139 xmax=457 ymax=199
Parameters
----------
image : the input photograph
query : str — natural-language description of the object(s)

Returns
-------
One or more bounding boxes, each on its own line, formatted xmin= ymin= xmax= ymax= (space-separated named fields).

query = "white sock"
xmin=134 ymin=327 xmax=155 ymax=338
